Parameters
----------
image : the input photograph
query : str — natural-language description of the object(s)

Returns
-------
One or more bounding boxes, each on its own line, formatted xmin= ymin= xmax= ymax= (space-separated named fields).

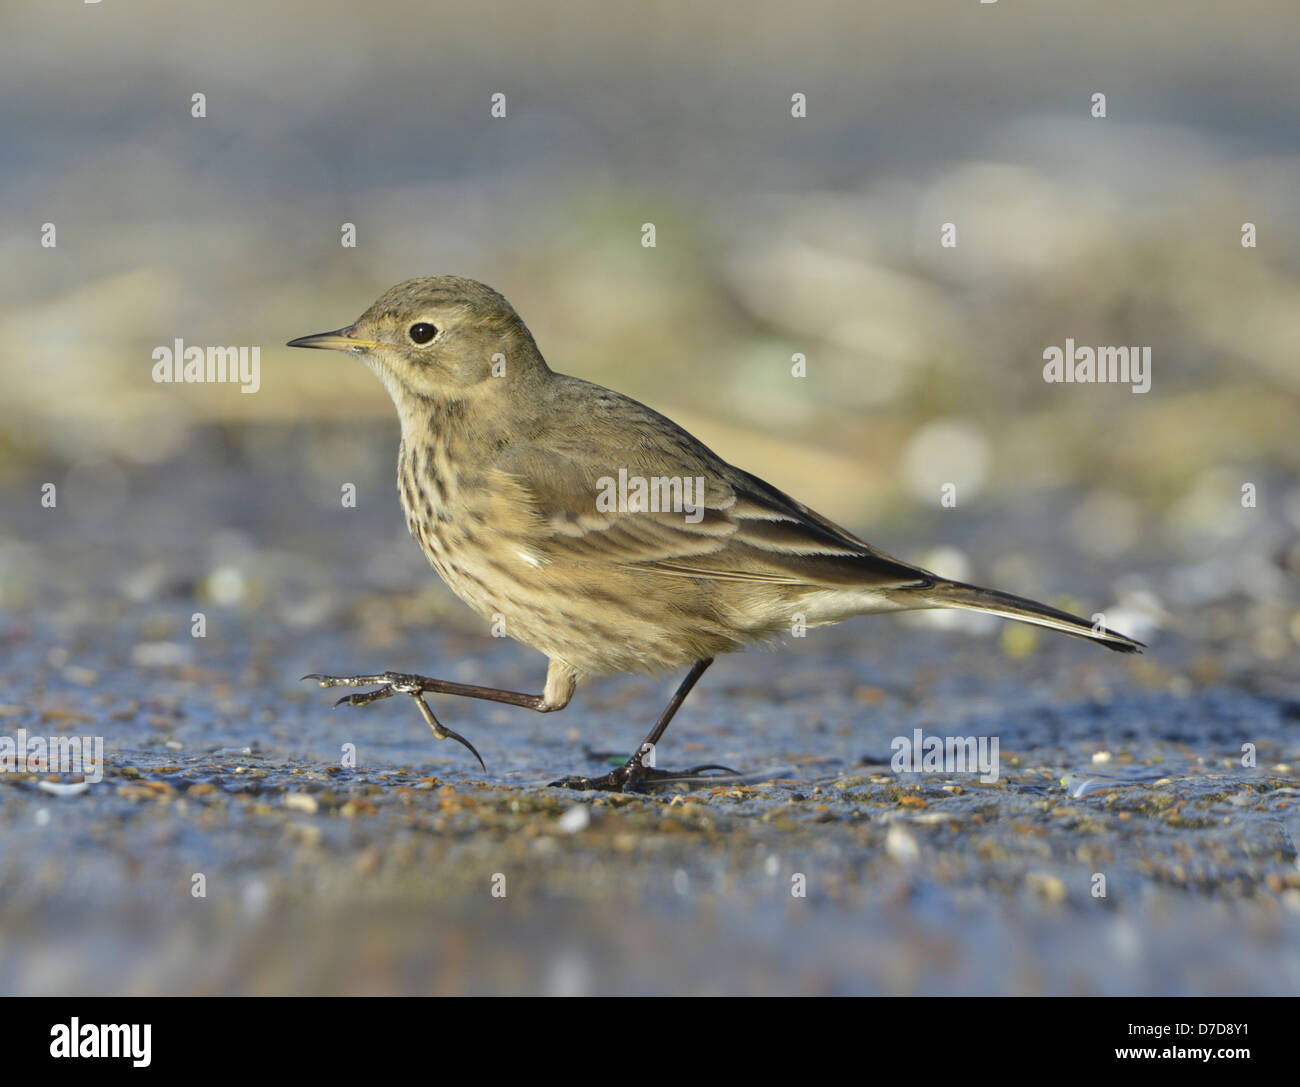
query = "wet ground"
xmin=2 ymin=425 xmax=1299 ymax=995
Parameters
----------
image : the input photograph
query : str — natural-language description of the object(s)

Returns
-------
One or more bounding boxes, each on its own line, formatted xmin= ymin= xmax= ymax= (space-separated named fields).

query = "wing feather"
xmin=498 ymin=404 xmax=933 ymax=591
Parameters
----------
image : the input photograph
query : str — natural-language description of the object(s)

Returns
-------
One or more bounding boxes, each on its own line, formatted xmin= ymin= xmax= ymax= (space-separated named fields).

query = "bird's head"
xmin=287 ymin=275 xmax=547 ymax=409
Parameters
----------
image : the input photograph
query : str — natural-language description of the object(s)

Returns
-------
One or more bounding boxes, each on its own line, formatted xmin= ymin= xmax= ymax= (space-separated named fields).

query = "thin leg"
xmin=639 ymin=657 xmax=713 ymax=754
xmin=303 ymin=668 xmax=568 ymax=771
xmin=305 ymin=671 xmax=551 ymax=712
xmin=551 ymin=658 xmax=736 ymax=793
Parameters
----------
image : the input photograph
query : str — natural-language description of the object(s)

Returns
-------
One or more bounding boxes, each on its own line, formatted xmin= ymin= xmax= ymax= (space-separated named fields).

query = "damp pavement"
xmin=1 ymin=427 xmax=1299 ymax=995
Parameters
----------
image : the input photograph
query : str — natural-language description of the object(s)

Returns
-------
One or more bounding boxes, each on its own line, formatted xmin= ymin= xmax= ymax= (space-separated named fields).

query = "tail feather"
xmin=921 ymin=579 xmax=1143 ymax=653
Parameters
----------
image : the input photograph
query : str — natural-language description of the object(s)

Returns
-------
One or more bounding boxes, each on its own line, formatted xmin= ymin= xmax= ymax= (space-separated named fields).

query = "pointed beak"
xmin=286 ymin=325 xmax=382 ymax=352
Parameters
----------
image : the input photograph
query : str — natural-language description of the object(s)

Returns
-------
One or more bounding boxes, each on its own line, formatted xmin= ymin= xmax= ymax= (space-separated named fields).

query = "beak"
xmin=286 ymin=325 xmax=382 ymax=352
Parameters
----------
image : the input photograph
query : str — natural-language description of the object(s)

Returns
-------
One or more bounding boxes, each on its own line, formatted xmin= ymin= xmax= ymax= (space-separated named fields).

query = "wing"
xmin=500 ymin=380 xmax=934 ymax=592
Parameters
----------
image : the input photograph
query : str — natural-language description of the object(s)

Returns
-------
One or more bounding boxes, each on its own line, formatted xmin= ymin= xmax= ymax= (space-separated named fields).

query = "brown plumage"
xmin=290 ymin=276 xmax=1141 ymax=790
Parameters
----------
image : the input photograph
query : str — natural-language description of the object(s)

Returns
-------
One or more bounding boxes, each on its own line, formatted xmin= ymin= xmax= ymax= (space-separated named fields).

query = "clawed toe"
xmin=548 ymin=773 xmax=617 ymax=792
xmin=304 ymin=671 xmax=426 ymax=704
xmin=304 ymin=668 xmax=487 ymax=771
xmin=430 ymin=721 xmax=486 ymax=771
xmin=303 ymin=671 xmax=414 ymax=690
xmin=678 ymin=763 xmax=740 ymax=777
xmin=550 ymin=760 xmax=741 ymax=793
xmin=332 ymin=687 xmax=396 ymax=707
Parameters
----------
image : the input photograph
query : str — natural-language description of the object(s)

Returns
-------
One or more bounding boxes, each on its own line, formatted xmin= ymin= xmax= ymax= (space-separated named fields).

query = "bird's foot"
xmin=304 ymin=671 xmax=431 ymax=703
xmin=550 ymin=746 xmax=739 ymax=793
xmin=302 ymin=671 xmax=485 ymax=771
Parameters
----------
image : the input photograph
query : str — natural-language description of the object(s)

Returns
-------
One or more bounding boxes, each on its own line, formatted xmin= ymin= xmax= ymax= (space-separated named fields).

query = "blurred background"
xmin=1 ymin=0 xmax=1298 ymax=996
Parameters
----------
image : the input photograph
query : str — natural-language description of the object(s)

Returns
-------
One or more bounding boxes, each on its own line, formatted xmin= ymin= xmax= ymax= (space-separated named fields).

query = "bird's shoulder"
xmin=533 ymin=375 xmax=726 ymax=468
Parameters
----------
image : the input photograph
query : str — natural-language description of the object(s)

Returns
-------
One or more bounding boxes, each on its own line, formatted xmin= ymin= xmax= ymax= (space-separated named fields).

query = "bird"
xmin=288 ymin=275 xmax=1141 ymax=791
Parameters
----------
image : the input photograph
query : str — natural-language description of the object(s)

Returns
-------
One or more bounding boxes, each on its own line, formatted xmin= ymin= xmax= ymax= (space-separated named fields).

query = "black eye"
xmin=408 ymin=322 xmax=437 ymax=344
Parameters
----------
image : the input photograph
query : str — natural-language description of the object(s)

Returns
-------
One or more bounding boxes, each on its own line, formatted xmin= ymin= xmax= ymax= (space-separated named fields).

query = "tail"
xmin=919 ymin=579 xmax=1143 ymax=653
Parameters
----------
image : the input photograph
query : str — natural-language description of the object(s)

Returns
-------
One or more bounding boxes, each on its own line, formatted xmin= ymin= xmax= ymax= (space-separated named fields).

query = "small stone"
xmin=130 ymin=642 xmax=191 ymax=668
xmin=354 ymin=845 xmax=382 ymax=877
xmin=1026 ymin=871 xmax=1067 ymax=903
xmin=885 ymin=824 xmax=919 ymax=864
xmin=40 ymin=707 xmax=94 ymax=723
xmin=283 ymin=792 xmax=319 ymax=814
xmin=284 ymin=822 xmax=322 ymax=846
xmin=557 ymin=805 xmax=590 ymax=834
xmin=340 ymin=799 xmax=378 ymax=818
xmin=37 ymin=780 xmax=90 ymax=797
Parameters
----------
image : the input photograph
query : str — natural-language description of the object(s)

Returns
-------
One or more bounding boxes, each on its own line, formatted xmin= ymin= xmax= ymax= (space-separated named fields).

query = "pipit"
xmin=289 ymin=276 xmax=1141 ymax=791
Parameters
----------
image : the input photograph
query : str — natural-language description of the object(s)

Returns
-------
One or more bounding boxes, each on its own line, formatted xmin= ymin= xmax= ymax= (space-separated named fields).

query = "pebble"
xmin=1026 ymin=872 xmax=1067 ymax=903
xmin=284 ymin=822 xmax=322 ymax=846
xmin=340 ymin=799 xmax=378 ymax=818
xmin=557 ymin=805 xmax=590 ymax=834
xmin=885 ymin=824 xmax=920 ymax=864
xmin=1062 ymin=776 xmax=1106 ymax=799
xmin=37 ymin=780 xmax=91 ymax=797
xmin=130 ymin=642 xmax=191 ymax=668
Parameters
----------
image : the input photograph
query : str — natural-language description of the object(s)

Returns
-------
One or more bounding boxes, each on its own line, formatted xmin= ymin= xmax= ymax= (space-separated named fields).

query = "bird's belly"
xmin=397 ymin=453 xmax=764 ymax=674
xmin=407 ymin=518 xmax=740 ymax=675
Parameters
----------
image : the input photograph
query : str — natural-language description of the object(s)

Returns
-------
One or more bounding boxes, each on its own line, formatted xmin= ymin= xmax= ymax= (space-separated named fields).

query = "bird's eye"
xmin=408 ymin=322 xmax=438 ymax=344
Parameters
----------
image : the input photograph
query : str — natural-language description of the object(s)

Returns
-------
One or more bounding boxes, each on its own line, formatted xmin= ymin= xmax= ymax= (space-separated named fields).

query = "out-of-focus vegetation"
xmin=2 ymin=1 xmax=1296 ymax=511
xmin=5 ymin=1 xmax=1299 ymax=663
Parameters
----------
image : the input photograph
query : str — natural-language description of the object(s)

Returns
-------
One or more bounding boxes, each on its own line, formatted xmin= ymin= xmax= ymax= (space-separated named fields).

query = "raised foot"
xmin=303 ymin=671 xmax=429 ymax=704
xmin=550 ymin=761 xmax=740 ymax=794
xmin=301 ymin=670 xmax=485 ymax=771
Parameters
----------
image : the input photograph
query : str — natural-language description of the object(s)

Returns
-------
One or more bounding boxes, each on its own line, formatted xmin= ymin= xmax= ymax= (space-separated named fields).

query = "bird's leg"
xmin=303 ymin=669 xmax=569 ymax=771
xmin=305 ymin=671 xmax=554 ymax=710
xmin=551 ymin=658 xmax=737 ymax=793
